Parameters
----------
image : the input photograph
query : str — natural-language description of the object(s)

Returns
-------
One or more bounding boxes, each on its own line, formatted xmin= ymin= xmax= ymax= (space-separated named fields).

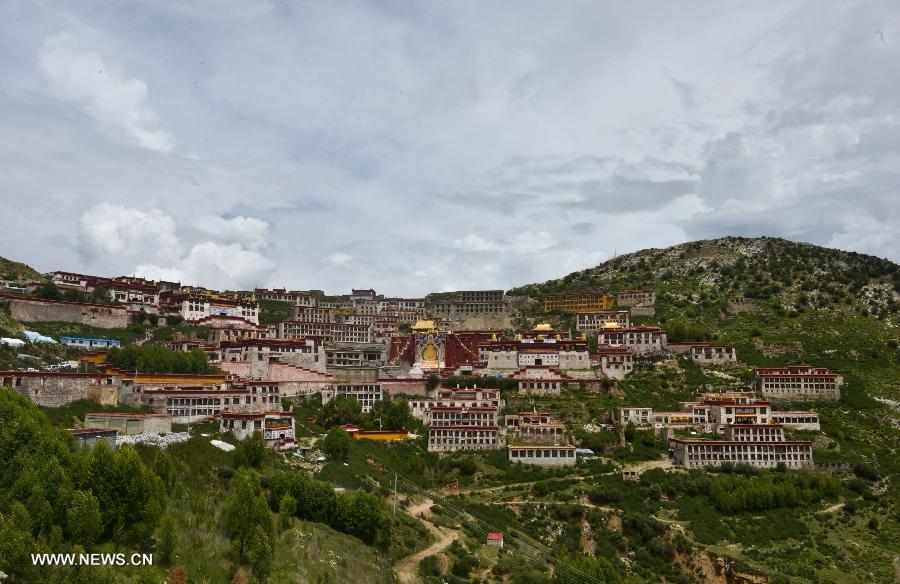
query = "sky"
xmin=1 ymin=1 xmax=898 ymax=296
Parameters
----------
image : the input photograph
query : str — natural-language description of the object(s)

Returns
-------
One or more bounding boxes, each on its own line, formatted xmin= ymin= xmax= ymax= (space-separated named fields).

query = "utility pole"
xmin=392 ymin=474 xmax=398 ymax=515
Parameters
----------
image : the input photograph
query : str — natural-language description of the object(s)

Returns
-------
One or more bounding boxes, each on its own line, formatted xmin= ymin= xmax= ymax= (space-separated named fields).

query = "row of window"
xmin=509 ymin=449 xmax=575 ymax=458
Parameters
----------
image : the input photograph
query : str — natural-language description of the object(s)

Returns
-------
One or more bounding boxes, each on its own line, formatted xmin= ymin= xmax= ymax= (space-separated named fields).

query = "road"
xmin=394 ymin=498 xmax=460 ymax=584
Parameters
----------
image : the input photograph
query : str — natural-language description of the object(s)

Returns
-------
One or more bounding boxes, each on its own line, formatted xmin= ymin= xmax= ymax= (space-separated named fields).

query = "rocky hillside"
xmin=0 ymin=255 xmax=46 ymax=283
xmin=511 ymin=237 xmax=899 ymax=320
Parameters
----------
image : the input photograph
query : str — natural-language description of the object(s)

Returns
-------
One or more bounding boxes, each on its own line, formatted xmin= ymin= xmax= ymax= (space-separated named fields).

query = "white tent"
xmin=21 ymin=331 xmax=56 ymax=344
xmin=0 ymin=337 xmax=26 ymax=348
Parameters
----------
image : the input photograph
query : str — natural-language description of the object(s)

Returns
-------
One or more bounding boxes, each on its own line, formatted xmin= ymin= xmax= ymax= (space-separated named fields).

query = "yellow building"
xmin=340 ymin=425 xmax=410 ymax=441
xmin=543 ymin=292 xmax=615 ymax=313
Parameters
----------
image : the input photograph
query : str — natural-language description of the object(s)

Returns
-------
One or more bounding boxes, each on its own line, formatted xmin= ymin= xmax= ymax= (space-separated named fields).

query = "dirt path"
xmin=621 ymin=456 xmax=672 ymax=474
xmin=394 ymin=499 xmax=460 ymax=584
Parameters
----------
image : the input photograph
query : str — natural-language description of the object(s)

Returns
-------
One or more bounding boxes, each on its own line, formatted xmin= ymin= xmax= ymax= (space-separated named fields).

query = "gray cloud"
xmin=0 ymin=1 xmax=897 ymax=296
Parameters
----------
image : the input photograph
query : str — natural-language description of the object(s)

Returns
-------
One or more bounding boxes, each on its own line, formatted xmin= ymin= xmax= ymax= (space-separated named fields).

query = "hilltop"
xmin=0 ymin=255 xmax=46 ymax=283
xmin=511 ymin=236 xmax=898 ymax=320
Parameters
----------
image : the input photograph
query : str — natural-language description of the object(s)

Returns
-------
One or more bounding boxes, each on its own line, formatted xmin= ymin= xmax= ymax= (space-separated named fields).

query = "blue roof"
xmin=59 ymin=336 xmax=121 ymax=343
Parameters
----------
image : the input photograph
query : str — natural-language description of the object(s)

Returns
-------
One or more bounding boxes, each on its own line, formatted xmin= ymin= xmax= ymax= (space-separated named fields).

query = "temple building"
xmin=388 ymin=321 xmax=496 ymax=372
xmin=479 ymin=325 xmax=590 ymax=371
xmin=755 ymin=366 xmax=843 ymax=401
xmin=595 ymin=323 xmax=666 ymax=353
xmin=596 ymin=345 xmax=634 ymax=380
xmin=220 ymin=411 xmax=295 ymax=448
xmin=506 ymin=411 xmax=575 ymax=466
xmin=508 ymin=366 xmax=574 ymax=395
xmin=670 ymin=423 xmax=812 ymax=469
xmin=576 ymin=310 xmax=630 ymax=332
xmin=167 ymin=292 xmax=259 ymax=325
xmin=410 ymin=387 xmax=501 ymax=420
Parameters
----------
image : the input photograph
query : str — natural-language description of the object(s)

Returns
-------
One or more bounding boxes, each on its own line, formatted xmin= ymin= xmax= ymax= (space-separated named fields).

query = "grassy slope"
xmin=502 ymin=237 xmax=900 ymax=583
xmin=0 ymin=256 xmax=47 ymax=282
xmin=259 ymin=299 xmax=294 ymax=326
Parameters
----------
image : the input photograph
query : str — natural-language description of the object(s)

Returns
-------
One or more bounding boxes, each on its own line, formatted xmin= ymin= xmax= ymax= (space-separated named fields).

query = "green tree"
xmin=154 ymin=450 xmax=176 ymax=493
xmin=340 ymin=490 xmax=392 ymax=548
xmin=364 ymin=395 xmax=415 ymax=431
xmin=66 ymin=490 xmax=102 ymax=548
xmin=32 ymin=281 xmax=62 ymax=300
xmin=224 ymin=470 xmax=273 ymax=562
xmin=319 ymin=427 xmax=352 ymax=462
xmin=321 ymin=395 xmax=363 ymax=427
xmin=157 ymin=514 xmax=176 ymax=566
xmin=234 ymin=432 xmax=266 ymax=468
xmin=246 ymin=525 xmax=275 ymax=582
xmin=624 ymin=421 xmax=636 ymax=443
xmin=279 ymin=494 xmax=297 ymax=530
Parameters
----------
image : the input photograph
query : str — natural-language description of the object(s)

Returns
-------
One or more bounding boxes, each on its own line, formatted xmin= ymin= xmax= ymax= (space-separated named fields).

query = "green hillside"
xmin=0 ymin=255 xmax=47 ymax=283
xmin=511 ymin=236 xmax=898 ymax=319
xmin=1 ymin=239 xmax=899 ymax=583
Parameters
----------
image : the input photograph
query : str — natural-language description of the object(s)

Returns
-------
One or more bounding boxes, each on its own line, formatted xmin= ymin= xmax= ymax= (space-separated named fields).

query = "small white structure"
xmin=21 ymin=331 xmax=56 ymax=344
xmin=60 ymin=336 xmax=122 ymax=349
xmin=0 ymin=338 xmax=25 ymax=348
xmin=220 ymin=411 xmax=296 ymax=448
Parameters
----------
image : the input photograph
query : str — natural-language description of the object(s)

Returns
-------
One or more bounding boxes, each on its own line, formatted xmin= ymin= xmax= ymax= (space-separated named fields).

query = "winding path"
xmin=394 ymin=499 xmax=460 ymax=584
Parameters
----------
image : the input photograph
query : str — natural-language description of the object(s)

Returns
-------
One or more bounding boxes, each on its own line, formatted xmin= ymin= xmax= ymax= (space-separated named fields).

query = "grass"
xmin=259 ymin=299 xmax=294 ymax=326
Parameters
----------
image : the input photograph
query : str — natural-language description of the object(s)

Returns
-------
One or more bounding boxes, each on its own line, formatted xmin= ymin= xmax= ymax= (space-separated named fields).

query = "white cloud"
xmin=324 ymin=253 xmax=353 ymax=266
xmin=195 ymin=215 xmax=269 ymax=251
xmin=2 ymin=2 xmax=897 ymax=296
xmin=39 ymin=32 xmax=174 ymax=152
xmin=78 ymin=203 xmax=181 ymax=265
xmin=453 ymin=234 xmax=501 ymax=252
xmin=453 ymin=231 xmax=557 ymax=254
xmin=77 ymin=204 xmax=274 ymax=289
xmin=138 ymin=242 xmax=275 ymax=291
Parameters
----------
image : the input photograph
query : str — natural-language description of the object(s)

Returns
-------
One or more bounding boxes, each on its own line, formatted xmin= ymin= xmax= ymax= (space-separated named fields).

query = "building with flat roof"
xmin=59 ymin=336 xmax=122 ymax=349
xmin=422 ymin=387 xmax=502 ymax=452
xmin=597 ymin=346 xmax=633 ymax=380
xmin=616 ymin=291 xmax=656 ymax=307
xmin=84 ymin=412 xmax=172 ymax=435
xmin=595 ymin=325 xmax=666 ymax=353
xmin=543 ymin=292 xmax=614 ymax=313
xmin=508 ymin=366 xmax=574 ymax=395
xmin=220 ymin=411 xmax=295 ymax=448
xmin=576 ymin=311 xmax=630 ymax=332
xmin=671 ymin=423 xmax=812 ymax=469
xmin=755 ymin=366 xmax=843 ymax=401
xmin=69 ymin=428 xmax=118 ymax=450
xmin=506 ymin=411 xmax=575 ymax=466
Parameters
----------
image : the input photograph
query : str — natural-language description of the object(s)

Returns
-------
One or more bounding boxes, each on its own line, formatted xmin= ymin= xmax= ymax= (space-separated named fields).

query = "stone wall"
xmin=726 ymin=297 xmax=761 ymax=314
xmin=217 ymin=360 xmax=334 ymax=396
xmin=630 ymin=306 xmax=656 ymax=317
xmin=1 ymin=372 xmax=120 ymax=407
xmin=3 ymin=294 xmax=129 ymax=328
xmin=377 ymin=378 xmax=428 ymax=397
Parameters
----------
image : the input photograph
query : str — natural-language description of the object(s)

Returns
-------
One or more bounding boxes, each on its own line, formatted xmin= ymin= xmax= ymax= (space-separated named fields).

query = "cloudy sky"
xmin=1 ymin=1 xmax=898 ymax=295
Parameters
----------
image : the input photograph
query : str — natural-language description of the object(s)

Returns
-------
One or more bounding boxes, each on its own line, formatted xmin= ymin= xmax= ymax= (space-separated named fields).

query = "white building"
xmin=576 ymin=311 xmax=630 ymax=332
xmin=755 ymin=366 xmax=843 ymax=401
xmin=690 ymin=344 xmax=737 ymax=364
xmin=220 ymin=411 xmax=295 ymax=448
xmin=508 ymin=445 xmax=576 ymax=466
